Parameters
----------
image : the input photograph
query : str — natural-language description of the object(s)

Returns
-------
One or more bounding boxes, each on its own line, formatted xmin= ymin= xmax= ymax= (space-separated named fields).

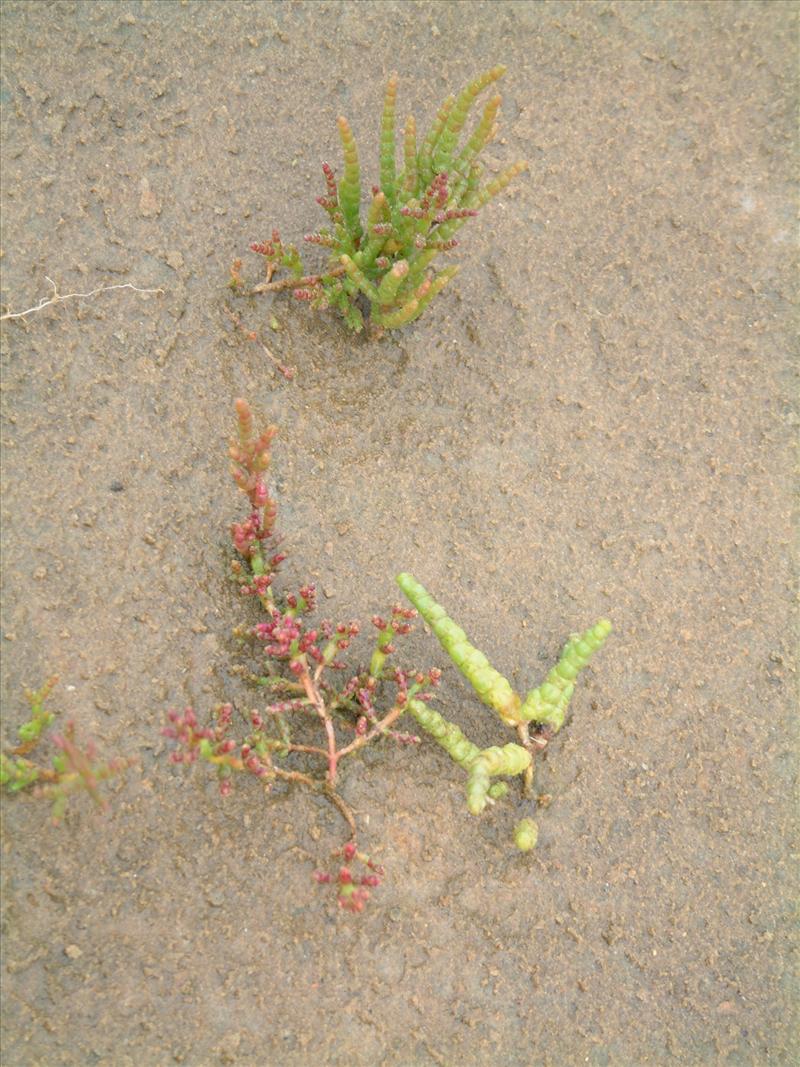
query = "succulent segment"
xmin=396 ymin=573 xmax=521 ymax=725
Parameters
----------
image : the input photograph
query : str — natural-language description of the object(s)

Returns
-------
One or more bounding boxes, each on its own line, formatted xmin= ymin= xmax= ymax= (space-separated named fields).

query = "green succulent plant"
xmin=250 ymin=68 xmax=527 ymax=333
xmin=397 ymin=573 xmax=612 ymax=849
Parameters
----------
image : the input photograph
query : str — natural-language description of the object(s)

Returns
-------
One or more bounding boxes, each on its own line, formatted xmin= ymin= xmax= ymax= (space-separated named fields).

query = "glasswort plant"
xmin=247 ymin=68 xmax=527 ymax=334
xmin=162 ymin=401 xmax=439 ymax=907
xmin=396 ymin=574 xmax=612 ymax=847
xmin=0 ymin=678 xmax=135 ymax=823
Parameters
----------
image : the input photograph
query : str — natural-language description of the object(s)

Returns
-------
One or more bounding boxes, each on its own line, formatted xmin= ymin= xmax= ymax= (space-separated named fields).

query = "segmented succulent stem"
xmin=371 ymin=296 xmax=419 ymax=328
xmin=403 ymin=247 xmax=438 ymax=292
xmin=468 ymin=160 xmax=528 ymax=209
xmin=340 ymin=255 xmax=380 ymax=303
xmin=380 ymin=72 xmax=398 ymax=206
xmin=418 ymin=94 xmax=454 ymax=191
xmin=432 ymin=66 xmax=506 ymax=174
xmin=402 ymin=115 xmax=417 ymax=193
xmin=466 ymin=743 xmax=531 ymax=815
xmin=376 ymin=259 xmax=409 ymax=305
xmin=407 ymin=702 xmax=530 ymax=819
xmin=409 ymin=266 xmax=459 ymax=321
xmin=454 ymin=93 xmax=502 ymax=177
xmin=356 ymin=192 xmax=391 ymax=268
xmin=407 ymin=699 xmax=480 ymax=769
xmin=396 ymin=573 xmax=521 ymax=725
xmin=366 ymin=189 xmax=390 ymax=229
xmin=336 ymin=116 xmax=363 ymax=241
xmin=519 ymin=619 xmax=612 ymax=731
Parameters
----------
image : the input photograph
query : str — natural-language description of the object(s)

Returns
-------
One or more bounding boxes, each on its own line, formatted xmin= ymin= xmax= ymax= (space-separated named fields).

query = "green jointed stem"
xmin=366 ymin=190 xmax=390 ymax=229
xmin=454 ymin=93 xmax=501 ymax=177
xmin=396 ymin=573 xmax=521 ymax=725
xmin=418 ymin=94 xmax=454 ymax=190
xmin=372 ymin=297 xmax=419 ymax=328
xmin=340 ymin=255 xmax=380 ymax=302
xmin=466 ymin=743 xmax=531 ymax=815
xmin=468 ymin=160 xmax=528 ymax=209
xmin=407 ymin=699 xmax=480 ymax=769
xmin=402 ymin=115 xmax=417 ymax=193
xmin=519 ymin=618 xmax=612 ymax=731
xmin=432 ymin=66 xmax=506 ymax=174
xmin=380 ymin=73 xmax=398 ymax=205
xmin=376 ymin=259 xmax=409 ymax=304
xmin=403 ymin=248 xmax=438 ymax=292
xmin=336 ymin=116 xmax=363 ymax=241
xmin=408 ymin=266 xmax=459 ymax=321
xmin=407 ymin=702 xmax=530 ymax=818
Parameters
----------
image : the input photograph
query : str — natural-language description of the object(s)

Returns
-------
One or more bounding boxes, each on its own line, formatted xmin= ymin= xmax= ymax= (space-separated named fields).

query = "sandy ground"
xmin=1 ymin=1 xmax=797 ymax=1064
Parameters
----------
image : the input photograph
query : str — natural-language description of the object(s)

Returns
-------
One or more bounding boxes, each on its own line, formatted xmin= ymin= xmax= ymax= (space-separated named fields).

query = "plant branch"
xmin=1 ymin=277 xmax=164 ymax=321
xmin=248 ymin=266 xmax=346 ymax=295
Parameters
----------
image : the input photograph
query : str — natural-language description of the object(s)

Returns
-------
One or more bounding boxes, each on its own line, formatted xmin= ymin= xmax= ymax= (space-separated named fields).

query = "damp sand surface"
xmin=1 ymin=3 xmax=797 ymax=1064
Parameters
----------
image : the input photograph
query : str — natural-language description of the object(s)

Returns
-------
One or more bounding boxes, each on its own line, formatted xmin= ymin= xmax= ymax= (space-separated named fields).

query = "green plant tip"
xmin=514 ymin=817 xmax=538 ymax=851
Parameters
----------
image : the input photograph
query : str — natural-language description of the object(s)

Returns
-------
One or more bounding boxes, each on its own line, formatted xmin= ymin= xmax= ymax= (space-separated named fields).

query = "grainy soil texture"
xmin=1 ymin=2 xmax=797 ymax=1065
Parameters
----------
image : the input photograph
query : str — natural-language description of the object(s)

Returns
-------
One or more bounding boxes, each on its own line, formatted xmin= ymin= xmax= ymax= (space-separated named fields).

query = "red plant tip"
xmin=251 ymin=712 xmax=263 ymax=728
xmin=360 ymin=874 xmax=381 ymax=888
xmin=313 ymin=871 xmax=333 ymax=884
xmin=337 ymin=867 xmax=353 ymax=885
xmin=219 ymin=779 xmax=232 ymax=797
xmin=429 ymin=668 xmax=442 ymax=684
xmin=356 ymin=716 xmax=368 ymax=736
xmin=371 ymin=615 xmax=386 ymax=630
xmin=342 ymin=841 xmax=357 ymax=861
xmin=289 ymin=660 xmax=304 ymax=676
xmin=321 ymin=161 xmax=337 ymax=198
xmin=338 ymin=887 xmax=369 ymax=912
xmin=245 ymin=756 xmax=269 ymax=777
